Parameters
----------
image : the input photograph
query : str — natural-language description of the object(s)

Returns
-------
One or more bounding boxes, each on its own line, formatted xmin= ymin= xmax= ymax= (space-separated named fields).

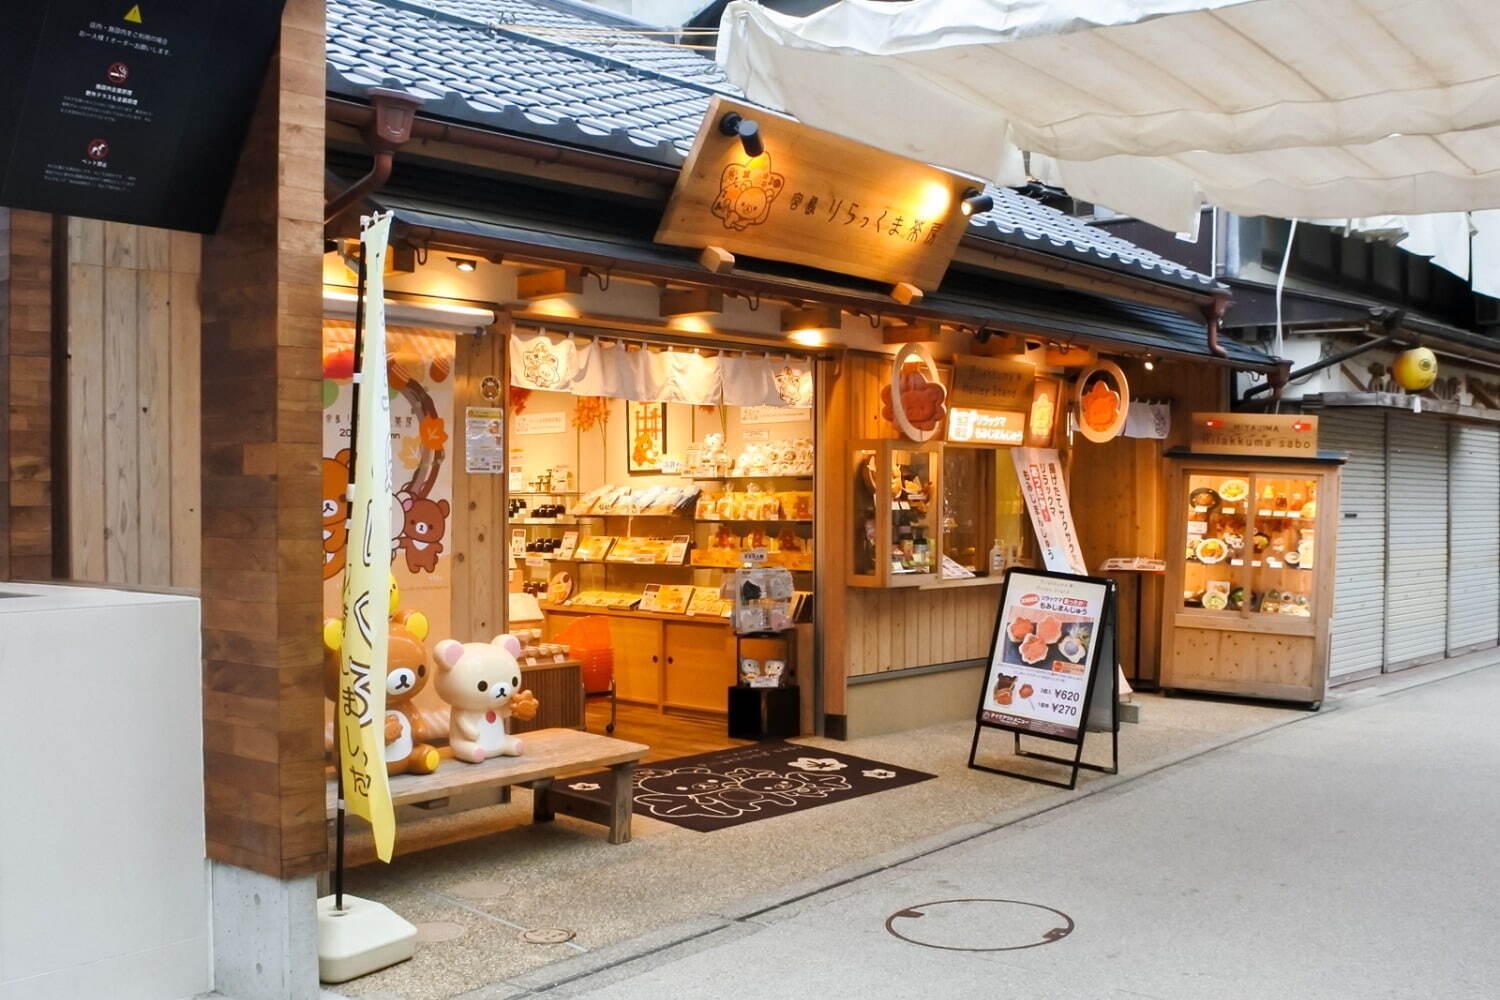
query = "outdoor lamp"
xmin=719 ymin=112 xmax=764 ymax=158
xmin=961 ymin=188 xmax=994 ymax=216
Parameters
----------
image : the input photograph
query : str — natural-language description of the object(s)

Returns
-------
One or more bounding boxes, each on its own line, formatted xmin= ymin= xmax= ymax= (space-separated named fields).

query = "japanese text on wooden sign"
xmin=1189 ymin=412 xmax=1319 ymax=456
xmin=656 ymin=96 xmax=975 ymax=291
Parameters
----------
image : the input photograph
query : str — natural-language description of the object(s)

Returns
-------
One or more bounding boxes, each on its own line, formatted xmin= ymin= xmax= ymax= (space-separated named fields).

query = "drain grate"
xmin=885 ymin=898 xmax=1074 ymax=952
xmin=520 ymin=927 xmax=576 ymax=945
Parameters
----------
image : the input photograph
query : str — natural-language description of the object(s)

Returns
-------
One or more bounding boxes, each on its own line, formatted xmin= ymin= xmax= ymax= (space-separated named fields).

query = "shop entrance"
xmin=505 ymin=327 xmax=817 ymax=758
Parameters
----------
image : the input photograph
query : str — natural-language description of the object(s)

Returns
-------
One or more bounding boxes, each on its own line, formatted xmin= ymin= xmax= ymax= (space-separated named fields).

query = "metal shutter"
xmin=1446 ymin=423 xmax=1500 ymax=653
xmin=1322 ymin=411 xmax=1387 ymax=681
xmin=1384 ymin=413 xmax=1450 ymax=669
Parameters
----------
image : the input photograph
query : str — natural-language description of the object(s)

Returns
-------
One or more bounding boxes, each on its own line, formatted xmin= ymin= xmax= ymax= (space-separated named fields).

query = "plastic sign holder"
xmin=968 ymin=568 xmax=1120 ymax=790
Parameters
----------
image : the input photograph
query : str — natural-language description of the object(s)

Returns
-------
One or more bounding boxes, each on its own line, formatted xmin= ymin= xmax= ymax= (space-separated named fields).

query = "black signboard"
xmin=968 ymin=568 xmax=1120 ymax=790
xmin=0 ymin=0 xmax=288 ymax=232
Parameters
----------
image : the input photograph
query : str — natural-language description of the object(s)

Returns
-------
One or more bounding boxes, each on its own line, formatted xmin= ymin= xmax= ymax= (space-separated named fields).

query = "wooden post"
xmin=197 ymin=0 xmax=328 ymax=880
xmin=0 ymin=208 xmax=55 ymax=581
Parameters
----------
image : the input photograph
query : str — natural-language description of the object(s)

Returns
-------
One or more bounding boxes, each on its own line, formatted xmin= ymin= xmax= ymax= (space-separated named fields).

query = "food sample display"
xmin=1181 ymin=472 xmax=1317 ymax=615
xmin=1161 ymin=450 xmax=1342 ymax=706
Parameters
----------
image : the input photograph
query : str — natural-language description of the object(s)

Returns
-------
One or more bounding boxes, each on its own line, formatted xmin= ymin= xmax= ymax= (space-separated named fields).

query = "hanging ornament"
xmin=1391 ymin=347 xmax=1437 ymax=392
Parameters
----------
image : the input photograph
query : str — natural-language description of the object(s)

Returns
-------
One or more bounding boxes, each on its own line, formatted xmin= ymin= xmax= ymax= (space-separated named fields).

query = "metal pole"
xmin=333 ymin=243 xmax=369 ymax=911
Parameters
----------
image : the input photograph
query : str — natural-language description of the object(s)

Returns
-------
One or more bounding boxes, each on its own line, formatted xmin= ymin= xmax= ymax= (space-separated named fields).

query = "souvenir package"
xmin=751 ymin=659 xmax=787 ymax=688
xmin=738 ymin=658 xmax=762 ymax=685
xmin=696 ymin=491 xmax=722 ymax=519
xmin=569 ymin=485 xmax=614 ymax=515
xmin=573 ymin=535 xmax=616 ymax=562
xmin=729 ymin=567 xmax=797 ymax=635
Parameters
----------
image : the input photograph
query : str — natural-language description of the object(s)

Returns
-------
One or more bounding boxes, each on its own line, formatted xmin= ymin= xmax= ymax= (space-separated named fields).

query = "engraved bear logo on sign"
xmin=711 ymin=154 xmax=786 ymax=231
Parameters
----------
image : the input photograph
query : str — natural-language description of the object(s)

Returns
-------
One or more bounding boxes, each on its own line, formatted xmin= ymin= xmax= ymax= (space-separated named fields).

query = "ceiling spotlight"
xmin=960 ymin=188 xmax=994 ymax=217
xmin=1143 ymin=357 xmax=1156 ymax=371
xmin=718 ymin=111 xmax=764 ymax=158
xmin=449 ymin=257 xmax=477 ymax=272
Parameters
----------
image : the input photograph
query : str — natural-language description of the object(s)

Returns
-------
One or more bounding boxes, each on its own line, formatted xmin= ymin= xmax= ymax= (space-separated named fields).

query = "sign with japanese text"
xmin=945 ymin=355 xmax=1034 ymax=445
xmin=0 ymin=0 xmax=287 ymax=231
xmin=979 ymin=569 xmax=1110 ymax=741
xmin=656 ymin=96 xmax=974 ymax=291
xmin=1189 ymin=412 xmax=1319 ymax=456
xmin=1027 ymin=376 xmax=1063 ymax=448
xmin=1012 ymin=448 xmax=1087 ymax=576
xmin=336 ymin=213 xmax=397 ymax=863
xmin=950 ymin=355 xmax=1036 ymax=411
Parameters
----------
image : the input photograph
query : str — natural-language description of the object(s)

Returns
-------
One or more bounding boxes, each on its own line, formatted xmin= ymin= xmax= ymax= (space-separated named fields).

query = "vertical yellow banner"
xmin=337 ymin=213 xmax=398 ymax=862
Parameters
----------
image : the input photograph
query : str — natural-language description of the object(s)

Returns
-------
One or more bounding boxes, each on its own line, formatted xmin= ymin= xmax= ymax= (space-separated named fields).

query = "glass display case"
xmin=850 ymin=440 xmax=940 ymax=587
xmin=850 ymin=441 xmax=1027 ymax=589
xmin=1161 ymin=452 xmax=1343 ymax=706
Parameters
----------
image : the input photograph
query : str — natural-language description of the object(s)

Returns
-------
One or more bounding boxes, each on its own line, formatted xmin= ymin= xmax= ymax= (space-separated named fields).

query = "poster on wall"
xmin=465 ymin=406 xmax=504 ymax=474
xmin=322 ymin=320 xmax=455 ymax=639
xmin=978 ymin=569 xmax=1111 ymax=741
xmin=1011 ymin=448 xmax=1087 ymax=575
xmin=626 ymin=400 xmax=667 ymax=473
xmin=0 ymin=1 xmax=289 ymax=231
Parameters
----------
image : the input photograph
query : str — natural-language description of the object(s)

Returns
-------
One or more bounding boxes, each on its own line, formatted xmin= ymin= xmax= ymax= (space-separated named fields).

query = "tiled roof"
xmin=326 ymin=0 xmax=1218 ymax=291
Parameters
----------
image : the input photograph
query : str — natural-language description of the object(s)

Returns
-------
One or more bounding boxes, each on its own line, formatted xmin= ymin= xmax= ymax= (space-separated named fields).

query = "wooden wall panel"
xmin=0 ymin=208 xmax=55 ymax=581
xmin=1070 ymin=360 xmax=1227 ymax=682
xmin=66 ymin=218 xmax=200 ymax=590
xmin=198 ymin=0 xmax=327 ymax=880
xmin=845 ymin=586 xmax=995 ymax=676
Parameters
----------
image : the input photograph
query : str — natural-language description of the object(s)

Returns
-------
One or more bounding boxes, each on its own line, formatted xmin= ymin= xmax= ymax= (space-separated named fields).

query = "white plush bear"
xmin=433 ymin=634 xmax=536 ymax=763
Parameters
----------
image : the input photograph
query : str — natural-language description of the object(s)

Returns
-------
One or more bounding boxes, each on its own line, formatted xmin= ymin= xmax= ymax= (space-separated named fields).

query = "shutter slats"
xmin=1446 ymin=423 xmax=1500 ymax=651
xmin=1325 ymin=412 xmax=1387 ymax=679
xmin=1385 ymin=414 xmax=1449 ymax=667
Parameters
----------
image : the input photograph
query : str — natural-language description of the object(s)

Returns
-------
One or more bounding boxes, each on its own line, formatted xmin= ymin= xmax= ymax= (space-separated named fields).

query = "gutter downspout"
xmin=1203 ymin=292 xmax=1231 ymax=358
xmin=324 ymin=88 xmax=424 ymax=225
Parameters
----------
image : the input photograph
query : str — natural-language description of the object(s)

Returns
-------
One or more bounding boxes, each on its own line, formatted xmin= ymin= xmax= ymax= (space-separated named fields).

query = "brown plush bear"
xmin=323 ymin=604 xmax=441 ymax=776
xmin=397 ymin=494 xmax=449 ymax=574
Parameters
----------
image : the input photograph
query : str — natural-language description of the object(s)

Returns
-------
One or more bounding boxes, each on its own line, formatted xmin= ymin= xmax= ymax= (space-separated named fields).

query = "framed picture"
xmin=626 ymin=400 xmax=667 ymax=473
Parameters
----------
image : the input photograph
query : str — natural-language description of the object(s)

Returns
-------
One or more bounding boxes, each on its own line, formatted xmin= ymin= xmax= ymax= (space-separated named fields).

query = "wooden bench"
xmin=324 ymin=728 xmax=648 ymax=845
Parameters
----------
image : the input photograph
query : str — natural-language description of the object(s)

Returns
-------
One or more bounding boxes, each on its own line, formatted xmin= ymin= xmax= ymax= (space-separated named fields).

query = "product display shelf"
xmin=1160 ymin=449 xmax=1344 ymax=706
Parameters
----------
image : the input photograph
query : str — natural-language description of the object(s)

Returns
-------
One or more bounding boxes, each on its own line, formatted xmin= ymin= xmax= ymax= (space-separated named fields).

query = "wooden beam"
xmin=782 ymin=304 xmax=841 ymax=333
xmin=699 ymin=245 xmax=735 ymax=274
xmin=890 ymin=281 xmax=923 ymax=306
xmin=659 ymin=286 xmax=724 ymax=318
xmin=882 ymin=320 xmax=942 ymax=344
xmin=515 ymin=267 xmax=583 ymax=301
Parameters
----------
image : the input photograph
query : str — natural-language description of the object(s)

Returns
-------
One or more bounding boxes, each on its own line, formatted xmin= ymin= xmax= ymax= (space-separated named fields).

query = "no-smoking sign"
xmin=107 ymin=62 xmax=130 ymax=84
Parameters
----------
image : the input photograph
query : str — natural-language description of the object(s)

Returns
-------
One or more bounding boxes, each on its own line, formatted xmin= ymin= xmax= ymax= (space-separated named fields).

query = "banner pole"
xmin=333 ymin=241 xmax=369 ymax=911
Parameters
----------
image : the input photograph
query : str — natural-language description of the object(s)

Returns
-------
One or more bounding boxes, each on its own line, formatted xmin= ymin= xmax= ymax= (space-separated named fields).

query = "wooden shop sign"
xmin=944 ymin=355 xmax=1034 ymax=445
xmin=1189 ymin=412 xmax=1319 ymax=457
xmin=656 ymin=96 xmax=973 ymax=291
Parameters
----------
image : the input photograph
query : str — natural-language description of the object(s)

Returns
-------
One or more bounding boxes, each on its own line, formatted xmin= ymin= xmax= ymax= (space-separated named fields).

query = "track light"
xmin=718 ymin=112 xmax=764 ymax=158
xmin=960 ymin=188 xmax=994 ymax=217
xmin=449 ymin=257 xmax=477 ymax=272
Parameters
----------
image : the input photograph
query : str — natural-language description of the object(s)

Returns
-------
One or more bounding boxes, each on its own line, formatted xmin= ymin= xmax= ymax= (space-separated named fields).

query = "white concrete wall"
xmin=0 ymin=583 xmax=209 ymax=1000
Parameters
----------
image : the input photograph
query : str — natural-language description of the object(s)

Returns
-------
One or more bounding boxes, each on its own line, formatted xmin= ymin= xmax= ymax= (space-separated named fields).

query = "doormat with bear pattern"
xmin=555 ymin=741 xmax=934 ymax=833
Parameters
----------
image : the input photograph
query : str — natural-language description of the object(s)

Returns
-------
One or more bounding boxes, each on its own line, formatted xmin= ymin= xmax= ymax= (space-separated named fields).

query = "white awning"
xmin=717 ymin=0 xmax=1500 ymax=237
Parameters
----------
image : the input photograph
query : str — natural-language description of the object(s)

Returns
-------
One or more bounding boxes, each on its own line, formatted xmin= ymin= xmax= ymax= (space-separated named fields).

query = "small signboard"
xmin=656 ymin=96 xmax=974 ymax=291
xmin=950 ymin=355 xmax=1036 ymax=411
xmin=0 ymin=1 xmax=289 ymax=232
xmin=1189 ymin=412 xmax=1319 ymax=456
xmin=969 ymin=568 xmax=1120 ymax=789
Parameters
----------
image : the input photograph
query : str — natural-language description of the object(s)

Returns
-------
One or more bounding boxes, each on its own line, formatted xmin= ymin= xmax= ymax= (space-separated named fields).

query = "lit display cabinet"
xmin=849 ymin=440 xmax=1023 ymax=589
xmin=1160 ymin=450 xmax=1343 ymax=706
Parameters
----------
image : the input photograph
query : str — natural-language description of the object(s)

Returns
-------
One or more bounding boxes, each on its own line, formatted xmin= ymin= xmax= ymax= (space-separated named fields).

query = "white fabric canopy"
xmin=717 ymin=0 xmax=1500 ymax=235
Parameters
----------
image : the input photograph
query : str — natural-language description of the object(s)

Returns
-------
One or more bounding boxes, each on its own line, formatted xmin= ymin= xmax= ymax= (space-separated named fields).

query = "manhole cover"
xmin=885 ymin=899 xmax=1074 ymax=952
xmin=520 ymin=927 xmax=576 ymax=945
xmin=414 ymin=921 xmax=466 ymax=944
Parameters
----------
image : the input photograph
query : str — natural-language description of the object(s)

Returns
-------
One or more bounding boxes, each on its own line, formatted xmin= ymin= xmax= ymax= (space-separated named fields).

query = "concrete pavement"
xmin=541 ymin=662 xmax=1500 ymax=1000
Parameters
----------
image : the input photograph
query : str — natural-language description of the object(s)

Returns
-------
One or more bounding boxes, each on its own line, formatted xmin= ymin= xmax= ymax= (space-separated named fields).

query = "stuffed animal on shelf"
xmin=322 ymin=602 xmax=441 ymax=776
xmin=433 ymin=634 xmax=541 ymax=763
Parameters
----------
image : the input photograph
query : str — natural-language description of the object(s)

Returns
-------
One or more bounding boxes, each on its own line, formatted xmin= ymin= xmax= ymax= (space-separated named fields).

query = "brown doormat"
xmin=555 ymin=741 xmax=934 ymax=833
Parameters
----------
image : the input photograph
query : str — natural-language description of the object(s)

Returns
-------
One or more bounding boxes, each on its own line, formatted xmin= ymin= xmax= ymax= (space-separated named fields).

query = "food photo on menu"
xmin=982 ymin=577 xmax=1106 ymax=738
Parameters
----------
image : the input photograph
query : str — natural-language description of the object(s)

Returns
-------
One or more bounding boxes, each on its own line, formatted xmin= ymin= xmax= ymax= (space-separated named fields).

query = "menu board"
xmin=978 ymin=570 xmax=1110 ymax=741
xmin=0 ymin=1 xmax=288 ymax=232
